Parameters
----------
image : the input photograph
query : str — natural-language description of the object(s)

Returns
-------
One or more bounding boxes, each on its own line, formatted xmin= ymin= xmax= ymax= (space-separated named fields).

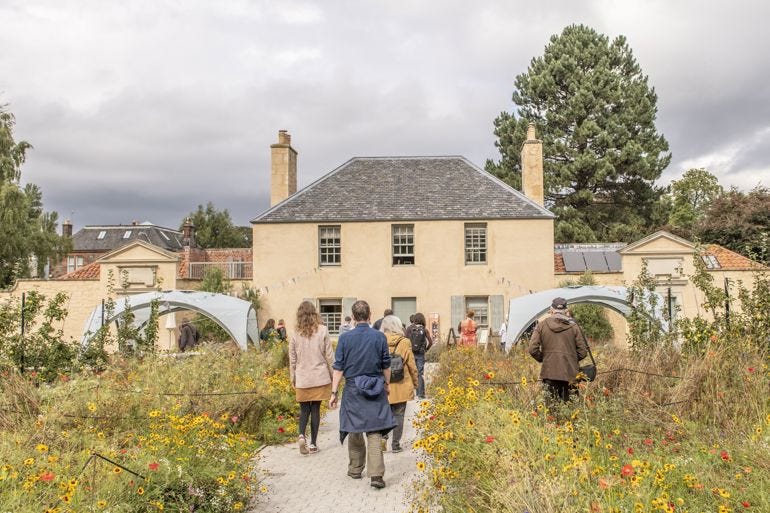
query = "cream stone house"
xmin=252 ymin=129 xmax=556 ymax=336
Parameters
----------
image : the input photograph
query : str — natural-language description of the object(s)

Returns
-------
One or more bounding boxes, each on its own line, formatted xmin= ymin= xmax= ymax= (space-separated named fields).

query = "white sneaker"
xmin=298 ymin=435 xmax=309 ymax=455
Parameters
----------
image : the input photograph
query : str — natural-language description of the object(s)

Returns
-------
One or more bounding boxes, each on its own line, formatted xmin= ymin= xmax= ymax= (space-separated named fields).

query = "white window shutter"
xmin=489 ymin=295 xmax=505 ymax=335
xmin=451 ymin=296 xmax=464 ymax=333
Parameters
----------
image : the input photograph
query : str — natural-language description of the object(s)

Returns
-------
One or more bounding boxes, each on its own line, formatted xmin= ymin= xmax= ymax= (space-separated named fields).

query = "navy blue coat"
xmin=333 ymin=323 xmax=396 ymax=440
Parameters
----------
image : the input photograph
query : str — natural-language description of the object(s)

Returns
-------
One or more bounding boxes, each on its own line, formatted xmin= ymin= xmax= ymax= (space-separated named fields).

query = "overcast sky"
xmin=2 ymin=0 xmax=769 ymax=231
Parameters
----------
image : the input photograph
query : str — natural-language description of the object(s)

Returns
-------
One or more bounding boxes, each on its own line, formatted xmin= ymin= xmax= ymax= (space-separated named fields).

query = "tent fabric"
xmin=81 ymin=290 xmax=259 ymax=351
xmin=502 ymin=285 xmax=668 ymax=351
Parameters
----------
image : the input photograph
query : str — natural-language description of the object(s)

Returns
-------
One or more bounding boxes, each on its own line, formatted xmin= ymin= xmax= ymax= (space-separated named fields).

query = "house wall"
xmin=252 ymin=218 xmax=555 ymax=337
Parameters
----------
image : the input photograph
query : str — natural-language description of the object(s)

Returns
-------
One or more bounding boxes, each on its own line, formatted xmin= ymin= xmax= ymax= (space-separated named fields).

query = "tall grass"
xmin=412 ymin=342 xmax=769 ymax=513
xmin=0 ymin=343 xmax=297 ymax=512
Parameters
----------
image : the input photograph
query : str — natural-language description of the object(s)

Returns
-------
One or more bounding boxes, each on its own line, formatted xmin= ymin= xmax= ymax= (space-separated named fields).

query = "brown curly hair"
xmin=296 ymin=301 xmax=321 ymax=338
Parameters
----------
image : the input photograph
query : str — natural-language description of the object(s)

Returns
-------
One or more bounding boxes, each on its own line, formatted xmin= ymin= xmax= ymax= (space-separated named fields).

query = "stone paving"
xmin=250 ymin=399 xmax=422 ymax=513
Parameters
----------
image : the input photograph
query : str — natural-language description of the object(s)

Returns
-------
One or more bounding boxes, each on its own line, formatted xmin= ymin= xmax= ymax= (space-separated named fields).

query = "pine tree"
xmin=486 ymin=24 xmax=671 ymax=242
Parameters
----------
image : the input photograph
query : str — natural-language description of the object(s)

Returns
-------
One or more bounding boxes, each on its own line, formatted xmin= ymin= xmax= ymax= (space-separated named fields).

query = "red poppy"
xmin=484 ymin=436 xmax=495 ymax=443
xmin=741 ymin=501 xmax=751 ymax=508
xmin=484 ymin=373 xmax=493 ymax=380
xmin=621 ymin=464 xmax=634 ymax=477
xmin=429 ymin=415 xmax=436 ymax=421
xmin=747 ymin=367 xmax=755 ymax=373
xmin=277 ymin=415 xmax=284 ymax=420
xmin=277 ymin=427 xmax=285 ymax=433
xmin=643 ymin=438 xmax=654 ymax=446
xmin=40 ymin=472 xmax=55 ymax=482
xmin=119 ymin=449 xmax=127 ymax=454
xmin=720 ymin=450 xmax=730 ymax=461
xmin=148 ymin=462 xmax=159 ymax=471
xmin=626 ymin=447 xmax=634 ymax=455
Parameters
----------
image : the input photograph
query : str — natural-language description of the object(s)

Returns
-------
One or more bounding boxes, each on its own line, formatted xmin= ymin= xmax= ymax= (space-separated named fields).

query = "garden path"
xmin=250 ymin=399 xmax=422 ymax=513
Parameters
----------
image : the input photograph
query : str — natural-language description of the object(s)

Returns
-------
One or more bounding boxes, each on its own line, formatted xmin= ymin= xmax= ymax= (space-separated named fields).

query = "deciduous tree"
xmin=486 ymin=24 xmax=671 ymax=242
xmin=182 ymin=202 xmax=250 ymax=249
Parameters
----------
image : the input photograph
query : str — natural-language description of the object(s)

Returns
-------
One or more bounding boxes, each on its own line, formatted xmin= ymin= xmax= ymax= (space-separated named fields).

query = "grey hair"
xmin=379 ymin=314 xmax=404 ymax=335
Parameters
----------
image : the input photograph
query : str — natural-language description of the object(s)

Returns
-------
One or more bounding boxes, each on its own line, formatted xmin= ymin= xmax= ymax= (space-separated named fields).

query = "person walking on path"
xmin=372 ymin=309 xmax=393 ymax=332
xmin=527 ymin=297 xmax=589 ymax=402
xmin=380 ymin=315 xmax=418 ymax=453
xmin=459 ymin=310 xmax=478 ymax=347
xmin=289 ymin=301 xmax=334 ymax=455
xmin=405 ymin=312 xmax=432 ymax=399
xmin=330 ymin=300 xmax=396 ymax=489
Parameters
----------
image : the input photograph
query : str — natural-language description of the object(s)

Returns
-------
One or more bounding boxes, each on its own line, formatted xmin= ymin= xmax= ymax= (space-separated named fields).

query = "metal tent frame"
xmin=81 ymin=290 xmax=259 ymax=351
xmin=502 ymin=285 xmax=668 ymax=351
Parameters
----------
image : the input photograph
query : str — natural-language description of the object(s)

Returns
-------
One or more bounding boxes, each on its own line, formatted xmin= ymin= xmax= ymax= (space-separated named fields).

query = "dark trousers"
xmin=389 ymin=402 xmax=407 ymax=449
xmin=543 ymin=379 xmax=571 ymax=402
xmin=414 ymin=352 xmax=426 ymax=397
xmin=299 ymin=401 xmax=321 ymax=445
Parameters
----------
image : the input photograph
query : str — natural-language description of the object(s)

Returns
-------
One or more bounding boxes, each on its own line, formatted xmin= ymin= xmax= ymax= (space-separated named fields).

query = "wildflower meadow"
xmin=0 ymin=344 xmax=297 ymax=512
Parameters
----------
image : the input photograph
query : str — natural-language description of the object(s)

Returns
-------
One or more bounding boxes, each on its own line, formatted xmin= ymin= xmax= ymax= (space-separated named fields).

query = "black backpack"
xmin=409 ymin=325 xmax=427 ymax=354
xmin=389 ymin=337 xmax=406 ymax=382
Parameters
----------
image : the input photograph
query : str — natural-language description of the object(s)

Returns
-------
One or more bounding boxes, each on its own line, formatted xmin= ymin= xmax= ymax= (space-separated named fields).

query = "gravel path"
xmin=250 ymin=399 xmax=422 ymax=513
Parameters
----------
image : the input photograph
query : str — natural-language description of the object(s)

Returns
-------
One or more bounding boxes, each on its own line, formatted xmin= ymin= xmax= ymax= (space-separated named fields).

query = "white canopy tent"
xmin=502 ymin=285 xmax=668 ymax=351
xmin=81 ymin=290 xmax=259 ymax=351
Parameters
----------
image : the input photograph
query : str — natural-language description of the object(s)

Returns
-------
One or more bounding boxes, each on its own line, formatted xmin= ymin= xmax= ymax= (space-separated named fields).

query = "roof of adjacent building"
xmin=71 ymin=223 xmax=184 ymax=252
xmin=252 ymin=156 xmax=554 ymax=223
xmin=60 ymin=261 xmax=100 ymax=280
xmin=554 ymin=242 xmax=766 ymax=273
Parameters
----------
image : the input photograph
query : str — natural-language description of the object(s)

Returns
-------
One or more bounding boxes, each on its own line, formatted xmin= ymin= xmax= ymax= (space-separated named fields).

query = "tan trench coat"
xmin=386 ymin=333 xmax=418 ymax=404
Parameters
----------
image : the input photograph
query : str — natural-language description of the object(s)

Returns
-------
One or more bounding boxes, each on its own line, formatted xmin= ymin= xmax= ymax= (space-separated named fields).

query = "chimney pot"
xmin=62 ymin=219 xmax=73 ymax=238
xmin=270 ymin=130 xmax=298 ymax=207
xmin=521 ymin=121 xmax=544 ymax=206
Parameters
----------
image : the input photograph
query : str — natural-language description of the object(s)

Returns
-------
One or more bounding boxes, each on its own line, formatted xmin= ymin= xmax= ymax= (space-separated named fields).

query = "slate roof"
xmin=72 ymin=223 xmax=184 ymax=252
xmin=252 ymin=157 xmax=554 ymax=223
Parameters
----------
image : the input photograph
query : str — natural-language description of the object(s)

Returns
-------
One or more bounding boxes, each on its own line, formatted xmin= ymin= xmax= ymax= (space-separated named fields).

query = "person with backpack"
xmin=380 ymin=315 xmax=418 ymax=453
xmin=405 ymin=312 xmax=433 ymax=399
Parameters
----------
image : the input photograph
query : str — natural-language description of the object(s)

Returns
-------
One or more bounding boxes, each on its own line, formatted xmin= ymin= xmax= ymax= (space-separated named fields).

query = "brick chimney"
xmin=182 ymin=217 xmax=196 ymax=247
xmin=520 ymin=123 xmax=544 ymax=206
xmin=270 ymin=130 xmax=298 ymax=207
xmin=62 ymin=219 xmax=73 ymax=238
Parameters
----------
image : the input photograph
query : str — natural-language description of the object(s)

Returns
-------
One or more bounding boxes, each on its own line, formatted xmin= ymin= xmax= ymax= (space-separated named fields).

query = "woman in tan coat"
xmin=289 ymin=301 xmax=334 ymax=454
xmin=380 ymin=315 xmax=418 ymax=453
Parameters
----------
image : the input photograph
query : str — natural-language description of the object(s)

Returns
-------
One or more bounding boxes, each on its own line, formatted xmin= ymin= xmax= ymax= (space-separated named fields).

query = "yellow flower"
xmin=260 ymin=485 xmax=268 ymax=493
xmin=149 ymin=410 xmax=161 ymax=418
xmin=23 ymin=458 xmax=34 ymax=466
xmin=112 ymin=467 xmax=122 ymax=474
xmin=520 ymin=376 xmax=528 ymax=386
xmin=137 ymin=486 xmax=145 ymax=495
xmin=416 ymin=461 xmax=426 ymax=471
xmin=97 ymin=500 xmax=107 ymax=508
xmin=233 ymin=503 xmax=243 ymax=511
xmin=36 ymin=444 xmax=49 ymax=453
xmin=61 ymin=495 xmax=72 ymax=503
xmin=47 ymin=455 xmax=58 ymax=463
xmin=87 ymin=402 xmax=97 ymax=412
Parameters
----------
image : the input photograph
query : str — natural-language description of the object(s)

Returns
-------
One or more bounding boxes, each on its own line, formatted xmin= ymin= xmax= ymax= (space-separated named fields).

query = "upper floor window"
xmin=123 ymin=230 xmax=132 ymax=239
xmin=701 ymin=255 xmax=721 ymax=269
xmin=97 ymin=230 xmax=107 ymax=239
xmin=319 ymin=225 xmax=341 ymax=266
xmin=464 ymin=223 xmax=487 ymax=264
xmin=392 ymin=224 xmax=414 ymax=265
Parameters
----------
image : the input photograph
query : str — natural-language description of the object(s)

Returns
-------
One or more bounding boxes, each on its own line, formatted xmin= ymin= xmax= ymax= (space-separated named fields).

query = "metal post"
xmin=667 ymin=287 xmax=673 ymax=331
xmin=101 ymin=299 xmax=105 ymax=327
xmin=20 ymin=292 xmax=25 ymax=374
xmin=724 ymin=277 xmax=730 ymax=328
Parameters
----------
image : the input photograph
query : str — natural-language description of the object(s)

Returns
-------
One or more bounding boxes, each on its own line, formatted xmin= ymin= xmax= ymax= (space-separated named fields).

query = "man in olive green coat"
xmin=528 ymin=297 xmax=589 ymax=401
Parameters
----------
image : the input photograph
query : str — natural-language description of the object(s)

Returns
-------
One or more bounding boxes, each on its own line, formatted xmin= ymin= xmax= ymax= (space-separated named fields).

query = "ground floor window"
xmin=465 ymin=296 xmax=489 ymax=328
xmin=319 ymin=299 xmax=342 ymax=334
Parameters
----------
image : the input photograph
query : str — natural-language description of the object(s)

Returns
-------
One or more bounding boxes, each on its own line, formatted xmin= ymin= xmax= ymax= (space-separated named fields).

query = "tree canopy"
xmin=0 ymin=106 xmax=68 ymax=288
xmin=486 ymin=24 xmax=671 ymax=243
xmin=695 ymin=186 xmax=770 ymax=264
xmin=182 ymin=202 xmax=251 ymax=249
xmin=666 ymin=168 xmax=724 ymax=237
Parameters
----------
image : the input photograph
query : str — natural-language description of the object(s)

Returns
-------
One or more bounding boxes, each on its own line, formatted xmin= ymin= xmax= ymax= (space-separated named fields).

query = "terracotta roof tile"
xmin=60 ymin=261 xmax=100 ymax=280
xmin=554 ymin=253 xmax=566 ymax=273
xmin=704 ymin=244 xmax=766 ymax=271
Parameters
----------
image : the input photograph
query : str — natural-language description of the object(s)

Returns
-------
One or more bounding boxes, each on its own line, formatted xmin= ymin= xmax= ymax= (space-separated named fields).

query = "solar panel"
xmin=583 ymin=252 xmax=610 ymax=272
xmin=562 ymin=252 xmax=587 ymax=272
xmin=604 ymin=251 xmax=622 ymax=271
